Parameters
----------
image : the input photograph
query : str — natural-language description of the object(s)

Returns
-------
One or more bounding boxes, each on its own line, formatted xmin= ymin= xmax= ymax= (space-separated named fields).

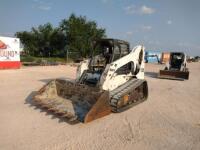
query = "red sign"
xmin=0 ymin=40 xmax=7 ymax=49
xmin=0 ymin=37 xmax=20 ymax=69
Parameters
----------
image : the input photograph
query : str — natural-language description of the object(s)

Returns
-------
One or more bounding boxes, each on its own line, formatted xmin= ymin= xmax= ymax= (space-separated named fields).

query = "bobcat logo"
xmin=0 ymin=40 xmax=7 ymax=49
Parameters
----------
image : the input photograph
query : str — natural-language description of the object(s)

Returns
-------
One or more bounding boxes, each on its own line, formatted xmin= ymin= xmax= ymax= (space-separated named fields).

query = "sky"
xmin=0 ymin=0 xmax=200 ymax=56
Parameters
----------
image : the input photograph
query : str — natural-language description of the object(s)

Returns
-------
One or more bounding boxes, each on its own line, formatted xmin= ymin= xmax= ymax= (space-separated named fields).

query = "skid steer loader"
xmin=158 ymin=52 xmax=189 ymax=80
xmin=33 ymin=39 xmax=148 ymax=123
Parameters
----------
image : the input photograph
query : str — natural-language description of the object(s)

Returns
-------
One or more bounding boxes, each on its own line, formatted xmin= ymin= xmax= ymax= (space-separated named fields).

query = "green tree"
xmin=60 ymin=14 xmax=106 ymax=58
xmin=16 ymin=23 xmax=66 ymax=57
xmin=16 ymin=14 xmax=106 ymax=59
xmin=15 ymin=31 xmax=37 ymax=56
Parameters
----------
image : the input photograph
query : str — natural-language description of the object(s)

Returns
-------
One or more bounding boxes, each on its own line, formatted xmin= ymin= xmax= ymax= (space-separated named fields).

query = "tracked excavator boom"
xmin=33 ymin=39 xmax=148 ymax=123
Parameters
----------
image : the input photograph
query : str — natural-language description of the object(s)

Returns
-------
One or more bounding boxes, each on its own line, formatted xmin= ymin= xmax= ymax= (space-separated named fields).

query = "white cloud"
xmin=167 ymin=20 xmax=172 ymax=25
xmin=142 ymin=25 xmax=152 ymax=31
xmin=32 ymin=0 xmax=52 ymax=11
xmin=140 ymin=5 xmax=155 ymax=15
xmin=38 ymin=5 xmax=51 ymax=11
xmin=148 ymin=40 xmax=160 ymax=45
xmin=0 ymin=32 xmax=14 ymax=37
xmin=126 ymin=31 xmax=134 ymax=36
xmin=124 ymin=5 xmax=155 ymax=15
xmin=124 ymin=5 xmax=136 ymax=14
xmin=101 ymin=0 xmax=111 ymax=4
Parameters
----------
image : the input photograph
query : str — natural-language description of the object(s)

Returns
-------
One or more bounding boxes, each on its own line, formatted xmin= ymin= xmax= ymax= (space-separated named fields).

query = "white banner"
xmin=0 ymin=36 xmax=20 ymax=61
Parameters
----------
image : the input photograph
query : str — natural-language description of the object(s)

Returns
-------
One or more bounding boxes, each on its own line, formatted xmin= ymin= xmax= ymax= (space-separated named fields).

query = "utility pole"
xmin=66 ymin=49 xmax=68 ymax=63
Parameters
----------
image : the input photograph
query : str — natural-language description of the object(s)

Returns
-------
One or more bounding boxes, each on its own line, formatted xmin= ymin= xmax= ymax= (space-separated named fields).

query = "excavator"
xmin=158 ymin=52 xmax=189 ymax=80
xmin=33 ymin=39 xmax=148 ymax=123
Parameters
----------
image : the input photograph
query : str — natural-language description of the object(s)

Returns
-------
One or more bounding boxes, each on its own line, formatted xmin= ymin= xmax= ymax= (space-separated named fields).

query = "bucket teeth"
xmin=69 ymin=116 xmax=78 ymax=122
xmin=62 ymin=112 xmax=75 ymax=118
xmin=34 ymin=99 xmax=42 ymax=104
xmin=54 ymin=110 xmax=65 ymax=114
xmin=48 ymin=107 xmax=56 ymax=111
xmin=61 ymin=113 xmax=71 ymax=118
xmin=40 ymin=104 xmax=50 ymax=108
xmin=32 ymin=79 xmax=108 ymax=123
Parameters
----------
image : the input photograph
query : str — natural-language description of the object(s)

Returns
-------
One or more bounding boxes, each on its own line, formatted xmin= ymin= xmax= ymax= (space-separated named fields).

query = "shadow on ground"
xmin=145 ymin=72 xmax=159 ymax=79
xmin=25 ymin=91 xmax=79 ymax=124
xmin=39 ymin=77 xmax=73 ymax=84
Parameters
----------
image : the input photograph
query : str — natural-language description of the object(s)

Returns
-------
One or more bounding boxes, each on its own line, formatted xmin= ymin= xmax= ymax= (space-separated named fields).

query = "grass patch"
xmin=20 ymin=56 xmax=70 ymax=63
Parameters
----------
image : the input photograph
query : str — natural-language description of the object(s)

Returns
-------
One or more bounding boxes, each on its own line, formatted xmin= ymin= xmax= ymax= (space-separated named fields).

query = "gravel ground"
xmin=0 ymin=63 xmax=200 ymax=150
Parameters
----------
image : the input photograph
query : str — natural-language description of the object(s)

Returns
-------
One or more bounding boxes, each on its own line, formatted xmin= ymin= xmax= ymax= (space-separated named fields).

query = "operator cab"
xmin=170 ymin=52 xmax=185 ymax=70
xmin=80 ymin=39 xmax=130 ymax=86
xmin=91 ymin=39 xmax=130 ymax=68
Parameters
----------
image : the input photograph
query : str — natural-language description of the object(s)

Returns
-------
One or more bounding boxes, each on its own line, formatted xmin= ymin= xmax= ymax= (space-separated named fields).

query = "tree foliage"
xmin=16 ymin=14 xmax=106 ymax=58
xmin=16 ymin=23 xmax=66 ymax=57
xmin=60 ymin=14 xmax=106 ymax=57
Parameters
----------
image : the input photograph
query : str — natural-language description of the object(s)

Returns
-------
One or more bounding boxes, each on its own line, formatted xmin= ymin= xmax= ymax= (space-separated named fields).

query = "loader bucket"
xmin=158 ymin=70 xmax=189 ymax=80
xmin=33 ymin=79 xmax=111 ymax=123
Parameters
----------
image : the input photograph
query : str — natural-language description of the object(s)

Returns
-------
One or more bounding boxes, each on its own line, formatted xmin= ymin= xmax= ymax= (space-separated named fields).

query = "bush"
xmin=20 ymin=55 xmax=67 ymax=63
xmin=21 ymin=56 xmax=35 ymax=62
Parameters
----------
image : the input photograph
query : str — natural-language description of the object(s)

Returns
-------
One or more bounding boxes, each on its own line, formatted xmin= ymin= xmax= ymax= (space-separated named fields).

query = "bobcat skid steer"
xmin=33 ymin=39 xmax=148 ymax=123
xmin=158 ymin=52 xmax=189 ymax=80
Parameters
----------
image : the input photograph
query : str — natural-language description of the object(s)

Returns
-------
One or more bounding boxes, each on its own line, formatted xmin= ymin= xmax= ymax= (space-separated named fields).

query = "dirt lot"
xmin=0 ymin=63 xmax=200 ymax=150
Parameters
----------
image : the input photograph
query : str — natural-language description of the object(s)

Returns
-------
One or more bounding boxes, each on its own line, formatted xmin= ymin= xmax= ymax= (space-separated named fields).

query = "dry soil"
xmin=0 ymin=63 xmax=200 ymax=150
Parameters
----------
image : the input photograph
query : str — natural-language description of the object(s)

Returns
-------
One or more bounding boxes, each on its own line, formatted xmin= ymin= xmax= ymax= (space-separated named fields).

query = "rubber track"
xmin=110 ymin=78 xmax=147 ymax=112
